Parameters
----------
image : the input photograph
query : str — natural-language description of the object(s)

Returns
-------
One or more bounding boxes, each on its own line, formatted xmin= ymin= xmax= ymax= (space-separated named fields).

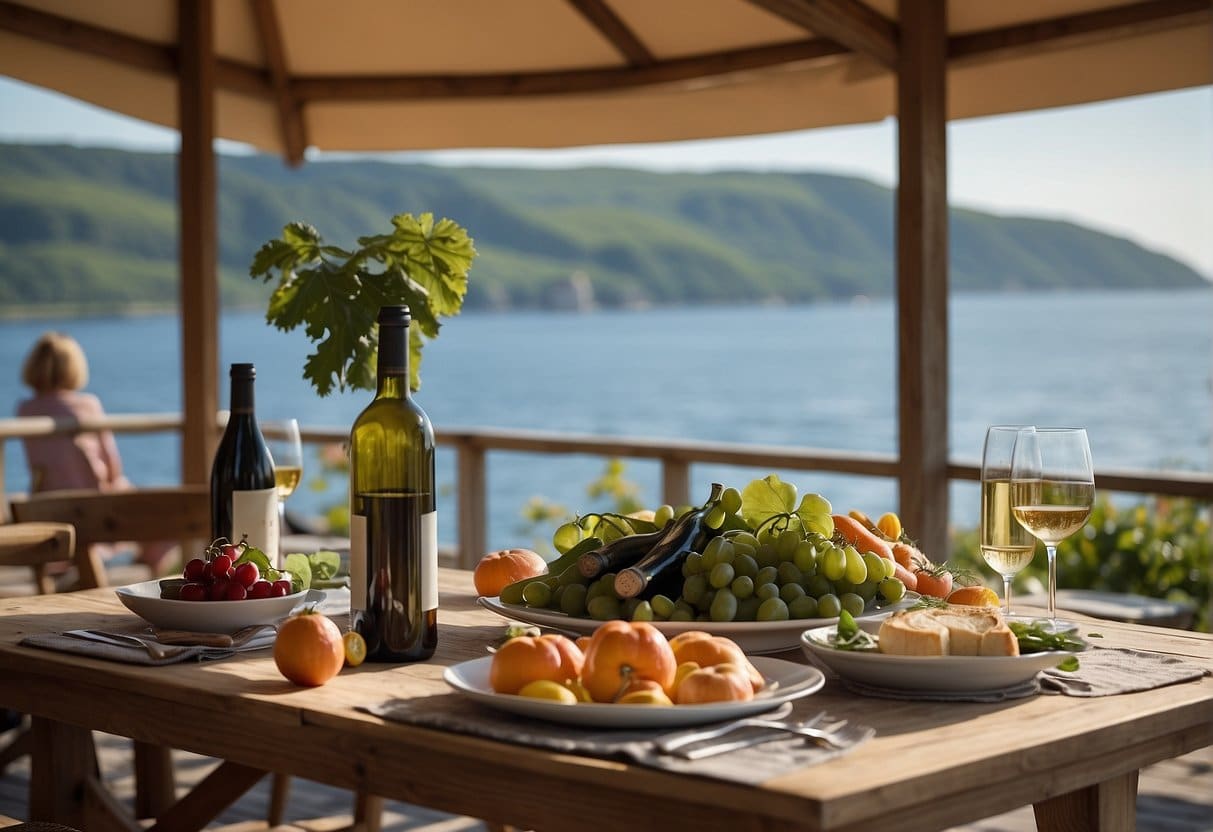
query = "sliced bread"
xmin=878 ymin=606 xmax=1019 ymax=657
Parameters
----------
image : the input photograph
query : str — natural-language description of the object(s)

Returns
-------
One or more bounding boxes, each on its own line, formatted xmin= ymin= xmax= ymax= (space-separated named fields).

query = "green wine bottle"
xmin=349 ymin=306 xmax=437 ymax=662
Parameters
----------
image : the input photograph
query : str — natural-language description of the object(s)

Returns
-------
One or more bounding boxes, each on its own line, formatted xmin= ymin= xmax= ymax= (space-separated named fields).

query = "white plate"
xmin=115 ymin=579 xmax=316 ymax=633
xmin=800 ymin=618 xmax=1076 ymax=693
xmin=477 ymin=594 xmax=919 ymax=654
xmin=443 ymin=655 xmax=825 ymax=728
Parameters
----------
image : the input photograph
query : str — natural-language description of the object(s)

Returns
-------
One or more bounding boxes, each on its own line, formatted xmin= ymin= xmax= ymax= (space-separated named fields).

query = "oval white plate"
xmin=477 ymin=594 xmax=919 ymax=655
xmin=443 ymin=655 xmax=824 ymax=728
xmin=115 ymin=579 xmax=315 ymax=633
xmin=800 ymin=618 xmax=1075 ymax=693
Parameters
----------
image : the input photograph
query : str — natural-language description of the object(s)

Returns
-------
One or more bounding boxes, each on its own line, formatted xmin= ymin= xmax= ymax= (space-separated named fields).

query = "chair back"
xmin=0 ymin=522 xmax=77 ymax=594
xmin=9 ymin=486 xmax=210 ymax=589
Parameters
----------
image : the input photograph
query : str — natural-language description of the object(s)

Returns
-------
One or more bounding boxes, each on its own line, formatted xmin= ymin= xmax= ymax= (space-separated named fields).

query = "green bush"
xmin=950 ymin=496 xmax=1211 ymax=632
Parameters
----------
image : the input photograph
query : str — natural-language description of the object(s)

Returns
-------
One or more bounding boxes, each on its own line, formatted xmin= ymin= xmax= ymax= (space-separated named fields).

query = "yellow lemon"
xmin=616 ymin=688 xmax=674 ymax=706
xmin=518 ymin=679 xmax=579 ymax=704
xmin=563 ymin=679 xmax=594 ymax=703
xmin=342 ymin=631 xmax=367 ymax=667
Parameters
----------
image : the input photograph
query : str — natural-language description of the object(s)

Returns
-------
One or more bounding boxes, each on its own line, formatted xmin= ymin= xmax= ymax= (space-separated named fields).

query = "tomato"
xmin=273 ymin=610 xmax=345 ymax=686
xmin=674 ymin=663 xmax=755 ymax=705
xmin=915 ymin=567 xmax=954 ymax=599
xmin=473 ymin=548 xmax=548 ymax=597
xmin=667 ymin=631 xmax=763 ymax=692
xmin=581 ymin=620 xmax=676 ymax=703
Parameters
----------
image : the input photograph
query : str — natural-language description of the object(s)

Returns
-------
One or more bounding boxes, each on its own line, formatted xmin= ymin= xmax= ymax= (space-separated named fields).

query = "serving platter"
xmin=478 ymin=594 xmax=918 ymax=654
xmin=115 ymin=579 xmax=316 ymax=633
xmin=443 ymin=655 xmax=824 ymax=728
xmin=800 ymin=618 xmax=1075 ymax=693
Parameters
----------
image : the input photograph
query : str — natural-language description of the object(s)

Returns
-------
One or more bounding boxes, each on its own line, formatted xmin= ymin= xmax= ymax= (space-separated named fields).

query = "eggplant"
xmin=613 ymin=483 xmax=724 ymax=599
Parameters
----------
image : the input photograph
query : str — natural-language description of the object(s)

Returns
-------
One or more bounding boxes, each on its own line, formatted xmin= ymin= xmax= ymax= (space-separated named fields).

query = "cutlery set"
xmin=66 ymin=624 xmax=276 ymax=660
xmin=654 ymin=710 xmax=863 ymax=760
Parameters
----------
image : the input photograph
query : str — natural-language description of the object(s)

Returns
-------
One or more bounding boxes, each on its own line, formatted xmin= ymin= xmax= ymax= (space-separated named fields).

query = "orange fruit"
xmin=274 ymin=610 xmax=345 ymax=686
xmin=488 ymin=634 xmax=584 ymax=695
xmin=580 ymin=621 xmax=677 ymax=703
xmin=342 ymin=631 xmax=367 ymax=667
xmin=947 ymin=585 xmax=1001 ymax=608
xmin=473 ymin=548 xmax=548 ymax=597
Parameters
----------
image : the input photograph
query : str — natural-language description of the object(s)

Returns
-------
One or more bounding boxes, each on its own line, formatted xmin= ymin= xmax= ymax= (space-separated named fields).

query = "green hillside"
xmin=0 ymin=143 xmax=1205 ymax=314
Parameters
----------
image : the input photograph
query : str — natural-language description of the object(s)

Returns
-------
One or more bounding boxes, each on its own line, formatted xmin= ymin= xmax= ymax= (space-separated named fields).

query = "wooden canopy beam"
xmin=250 ymin=0 xmax=307 ymax=166
xmin=895 ymin=0 xmax=949 ymax=558
xmin=177 ymin=0 xmax=219 ymax=488
xmin=567 ymin=0 xmax=655 ymax=66
xmin=1 ymin=0 xmax=1205 ymax=107
xmin=747 ymin=0 xmax=898 ymax=68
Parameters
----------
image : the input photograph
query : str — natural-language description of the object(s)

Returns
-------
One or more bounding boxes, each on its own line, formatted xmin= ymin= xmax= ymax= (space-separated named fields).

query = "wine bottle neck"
xmin=230 ymin=377 xmax=256 ymax=414
xmin=376 ymin=324 xmax=410 ymax=398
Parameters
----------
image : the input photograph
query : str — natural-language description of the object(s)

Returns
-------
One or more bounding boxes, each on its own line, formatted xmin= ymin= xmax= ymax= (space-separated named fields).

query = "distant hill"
xmin=0 ymin=143 xmax=1205 ymax=315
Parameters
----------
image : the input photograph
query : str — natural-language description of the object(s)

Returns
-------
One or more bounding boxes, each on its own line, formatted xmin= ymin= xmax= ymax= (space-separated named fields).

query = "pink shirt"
xmin=16 ymin=391 xmax=129 ymax=493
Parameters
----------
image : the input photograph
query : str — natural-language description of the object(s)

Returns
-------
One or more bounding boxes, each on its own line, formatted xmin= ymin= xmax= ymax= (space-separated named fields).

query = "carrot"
xmin=832 ymin=514 xmax=894 ymax=560
xmin=891 ymin=541 xmax=926 ymax=570
xmin=891 ymin=560 xmax=918 ymax=591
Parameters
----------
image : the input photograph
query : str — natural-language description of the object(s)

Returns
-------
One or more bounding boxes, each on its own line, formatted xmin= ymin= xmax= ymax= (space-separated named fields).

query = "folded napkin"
xmin=21 ymin=625 xmax=277 ymax=666
xmin=361 ymin=696 xmax=871 ymax=785
xmin=839 ymin=678 xmax=1040 ymax=703
xmin=1038 ymin=646 xmax=1210 ymax=697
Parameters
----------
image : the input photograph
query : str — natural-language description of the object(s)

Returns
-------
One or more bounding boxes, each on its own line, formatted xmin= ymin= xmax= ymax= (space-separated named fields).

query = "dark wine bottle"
xmin=210 ymin=363 xmax=279 ymax=560
xmin=349 ymin=306 xmax=438 ymax=662
xmin=614 ymin=483 xmax=724 ymax=599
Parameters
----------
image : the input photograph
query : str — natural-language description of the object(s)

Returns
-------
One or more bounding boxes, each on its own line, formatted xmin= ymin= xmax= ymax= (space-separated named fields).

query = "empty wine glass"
xmin=980 ymin=426 xmax=1037 ymax=614
xmin=1010 ymin=427 xmax=1095 ymax=628
xmin=266 ymin=418 xmax=303 ymax=564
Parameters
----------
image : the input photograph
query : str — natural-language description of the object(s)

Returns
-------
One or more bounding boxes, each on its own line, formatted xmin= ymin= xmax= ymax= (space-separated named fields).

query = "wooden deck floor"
xmin=0 ymin=728 xmax=1209 ymax=831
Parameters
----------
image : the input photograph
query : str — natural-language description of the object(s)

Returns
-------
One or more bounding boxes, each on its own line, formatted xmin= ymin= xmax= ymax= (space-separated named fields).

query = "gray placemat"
xmin=840 ymin=677 xmax=1041 ymax=702
xmin=361 ymin=695 xmax=871 ymax=785
xmin=1038 ymin=646 xmax=1210 ymax=697
xmin=20 ymin=629 xmax=276 ymax=665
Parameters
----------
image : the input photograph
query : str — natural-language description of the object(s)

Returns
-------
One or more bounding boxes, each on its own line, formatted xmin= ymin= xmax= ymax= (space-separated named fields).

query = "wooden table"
xmin=0 ymin=568 xmax=1210 ymax=832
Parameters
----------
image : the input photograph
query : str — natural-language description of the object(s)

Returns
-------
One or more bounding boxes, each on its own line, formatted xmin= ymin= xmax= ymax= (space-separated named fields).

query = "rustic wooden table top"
xmin=1 ymin=568 xmax=1210 ymax=832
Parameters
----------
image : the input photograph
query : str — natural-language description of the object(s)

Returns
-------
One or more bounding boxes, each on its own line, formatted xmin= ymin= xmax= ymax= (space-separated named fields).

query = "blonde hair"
xmin=21 ymin=331 xmax=89 ymax=393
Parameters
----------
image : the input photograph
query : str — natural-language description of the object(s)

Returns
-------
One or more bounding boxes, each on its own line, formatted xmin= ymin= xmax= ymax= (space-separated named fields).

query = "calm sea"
xmin=2 ymin=289 xmax=1210 ymax=552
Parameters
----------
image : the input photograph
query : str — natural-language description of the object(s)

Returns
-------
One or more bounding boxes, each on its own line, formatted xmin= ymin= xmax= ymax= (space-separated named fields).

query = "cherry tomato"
xmin=183 ymin=558 xmax=206 ymax=581
xmin=234 ymin=562 xmax=259 ymax=589
xmin=225 ymin=582 xmax=248 ymax=601
xmin=248 ymin=580 xmax=273 ymax=599
xmin=180 ymin=582 xmax=208 ymax=602
xmin=915 ymin=568 xmax=954 ymax=599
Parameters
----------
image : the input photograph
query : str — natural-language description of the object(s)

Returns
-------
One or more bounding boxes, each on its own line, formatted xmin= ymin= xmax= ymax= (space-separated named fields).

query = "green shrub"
xmin=950 ymin=496 xmax=1210 ymax=632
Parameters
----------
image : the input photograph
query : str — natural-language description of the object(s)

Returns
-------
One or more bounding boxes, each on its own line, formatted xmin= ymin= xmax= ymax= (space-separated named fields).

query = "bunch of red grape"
xmin=178 ymin=541 xmax=292 ymax=602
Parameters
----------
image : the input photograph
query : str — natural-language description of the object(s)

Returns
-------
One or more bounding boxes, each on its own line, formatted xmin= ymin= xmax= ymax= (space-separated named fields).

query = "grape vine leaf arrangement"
xmin=249 ymin=213 xmax=477 ymax=396
xmin=740 ymin=474 xmax=835 ymax=539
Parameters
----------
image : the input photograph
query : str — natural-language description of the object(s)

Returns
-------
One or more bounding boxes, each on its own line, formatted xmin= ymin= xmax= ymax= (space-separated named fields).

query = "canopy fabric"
xmin=1 ymin=0 xmax=1209 ymax=162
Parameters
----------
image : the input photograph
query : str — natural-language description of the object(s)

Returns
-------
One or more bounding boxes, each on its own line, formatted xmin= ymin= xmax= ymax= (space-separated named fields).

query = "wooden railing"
xmin=2 ymin=414 xmax=1211 ymax=568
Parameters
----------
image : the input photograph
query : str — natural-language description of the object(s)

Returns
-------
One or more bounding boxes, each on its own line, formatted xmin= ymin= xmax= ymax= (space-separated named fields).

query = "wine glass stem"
xmin=277 ymin=500 xmax=287 ymax=568
xmin=1002 ymin=576 xmax=1013 ymax=615
xmin=1046 ymin=544 xmax=1058 ymax=623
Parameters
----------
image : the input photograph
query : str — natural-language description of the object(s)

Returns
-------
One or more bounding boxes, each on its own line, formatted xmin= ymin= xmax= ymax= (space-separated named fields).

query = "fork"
xmin=673 ymin=718 xmax=869 ymax=761
xmin=656 ymin=708 xmax=822 ymax=754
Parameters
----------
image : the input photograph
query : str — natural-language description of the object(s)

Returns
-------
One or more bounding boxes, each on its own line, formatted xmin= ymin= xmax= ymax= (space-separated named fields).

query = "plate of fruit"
xmin=446 ymin=620 xmax=826 ymax=728
xmin=115 ymin=539 xmax=314 ymax=633
xmin=474 ymin=477 xmax=928 ymax=654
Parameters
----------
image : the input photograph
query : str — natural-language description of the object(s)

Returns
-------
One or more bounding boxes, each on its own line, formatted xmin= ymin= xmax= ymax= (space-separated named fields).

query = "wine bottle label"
xmin=422 ymin=510 xmax=438 ymax=611
xmin=231 ymin=487 xmax=280 ymax=563
xmin=350 ymin=513 xmax=368 ymax=612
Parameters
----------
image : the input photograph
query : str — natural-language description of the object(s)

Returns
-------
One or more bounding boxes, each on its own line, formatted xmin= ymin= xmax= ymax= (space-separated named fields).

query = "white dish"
xmin=477 ymin=594 xmax=919 ymax=654
xmin=115 ymin=579 xmax=315 ymax=633
xmin=800 ymin=618 xmax=1076 ymax=693
xmin=443 ymin=655 xmax=824 ymax=728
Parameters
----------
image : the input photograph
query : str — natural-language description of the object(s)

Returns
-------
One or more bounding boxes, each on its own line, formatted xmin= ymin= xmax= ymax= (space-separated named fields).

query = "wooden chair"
xmin=9 ymin=487 xmax=381 ymax=831
xmin=0 ymin=522 xmax=76 ymax=778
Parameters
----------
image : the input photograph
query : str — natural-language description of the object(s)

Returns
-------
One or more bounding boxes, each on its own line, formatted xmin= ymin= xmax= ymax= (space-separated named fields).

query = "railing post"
xmin=456 ymin=439 xmax=487 ymax=568
xmin=661 ymin=458 xmax=690 ymax=508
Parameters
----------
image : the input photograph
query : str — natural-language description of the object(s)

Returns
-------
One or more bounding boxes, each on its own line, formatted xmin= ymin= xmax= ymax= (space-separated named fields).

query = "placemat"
xmin=362 ymin=695 xmax=872 ymax=785
xmin=1037 ymin=646 xmax=1210 ymax=697
xmin=21 ymin=628 xmax=276 ymax=665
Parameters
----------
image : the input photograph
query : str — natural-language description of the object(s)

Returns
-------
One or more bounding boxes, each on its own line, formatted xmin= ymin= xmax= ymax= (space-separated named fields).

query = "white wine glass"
xmin=980 ymin=426 xmax=1037 ymax=614
xmin=267 ymin=418 xmax=303 ymax=562
xmin=1010 ymin=427 xmax=1095 ymax=628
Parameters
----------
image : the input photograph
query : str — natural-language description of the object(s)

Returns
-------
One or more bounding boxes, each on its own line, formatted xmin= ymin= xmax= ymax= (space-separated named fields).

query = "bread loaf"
xmin=878 ymin=606 xmax=1019 ymax=657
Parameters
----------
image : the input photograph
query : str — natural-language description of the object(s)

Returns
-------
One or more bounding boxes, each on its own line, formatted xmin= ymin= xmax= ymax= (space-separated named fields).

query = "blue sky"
xmin=1 ymin=77 xmax=1210 ymax=278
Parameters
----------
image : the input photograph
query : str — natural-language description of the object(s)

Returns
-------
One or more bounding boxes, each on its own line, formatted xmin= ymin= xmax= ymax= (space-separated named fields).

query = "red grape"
xmin=248 ymin=580 xmax=273 ymax=599
xmin=212 ymin=553 xmax=233 ymax=576
xmin=234 ymin=562 xmax=260 ymax=589
xmin=225 ymin=582 xmax=248 ymax=601
xmin=183 ymin=558 xmax=206 ymax=581
xmin=220 ymin=543 xmax=240 ymax=560
xmin=271 ymin=579 xmax=292 ymax=597
xmin=180 ymin=582 xmax=208 ymax=602
xmin=209 ymin=577 xmax=231 ymax=601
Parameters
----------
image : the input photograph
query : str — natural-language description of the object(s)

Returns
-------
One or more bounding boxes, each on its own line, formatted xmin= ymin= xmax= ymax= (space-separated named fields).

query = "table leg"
xmin=1034 ymin=770 xmax=1140 ymax=832
xmin=28 ymin=717 xmax=92 ymax=827
xmin=133 ymin=741 xmax=176 ymax=819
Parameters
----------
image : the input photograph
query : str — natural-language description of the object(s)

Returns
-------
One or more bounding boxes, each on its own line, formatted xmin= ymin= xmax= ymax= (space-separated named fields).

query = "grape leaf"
xmin=283 ymin=553 xmax=313 ymax=593
xmin=250 ymin=213 xmax=476 ymax=397
xmin=796 ymin=493 xmax=834 ymax=537
xmin=740 ymin=474 xmax=797 ymax=530
xmin=308 ymin=550 xmax=342 ymax=581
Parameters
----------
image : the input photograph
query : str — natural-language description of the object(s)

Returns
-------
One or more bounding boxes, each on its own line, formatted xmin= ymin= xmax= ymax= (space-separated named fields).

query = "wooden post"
xmin=896 ymin=0 xmax=949 ymax=557
xmin=177 ymin=0 xmax=219 ymax=486
xmin=456 ymin=441 xmax=487 ymax=567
